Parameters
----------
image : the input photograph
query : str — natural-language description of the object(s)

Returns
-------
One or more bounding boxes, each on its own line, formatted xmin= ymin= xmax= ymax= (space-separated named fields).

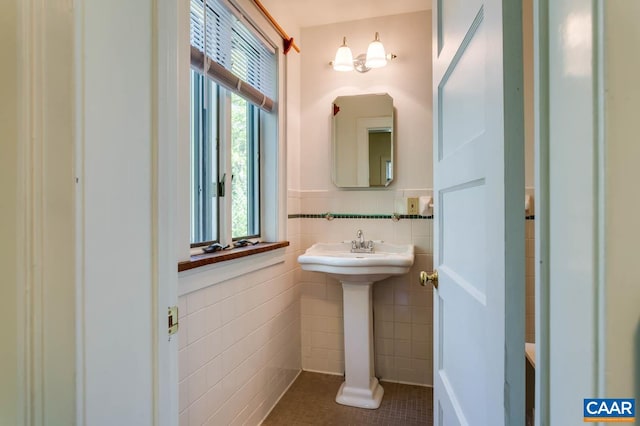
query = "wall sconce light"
xmin=331 ymin=32 xmax=397 ymax=73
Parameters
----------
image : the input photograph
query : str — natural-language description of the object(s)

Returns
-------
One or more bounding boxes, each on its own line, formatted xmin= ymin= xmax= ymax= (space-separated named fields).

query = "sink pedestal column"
xmin=336 ymin=281 xmax=383 ymax=409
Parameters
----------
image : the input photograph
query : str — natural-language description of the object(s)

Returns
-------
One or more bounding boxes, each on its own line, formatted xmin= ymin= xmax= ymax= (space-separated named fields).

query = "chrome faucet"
xmin=352 ymin=229 xmax=374 ymax=253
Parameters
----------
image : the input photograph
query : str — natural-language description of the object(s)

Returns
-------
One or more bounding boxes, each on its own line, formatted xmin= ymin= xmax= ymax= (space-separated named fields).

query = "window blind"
xmin=190 ymin=0 xmax=276 ymax=112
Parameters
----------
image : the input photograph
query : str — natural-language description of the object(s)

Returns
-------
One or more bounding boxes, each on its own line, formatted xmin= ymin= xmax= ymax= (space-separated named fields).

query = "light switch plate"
xmin=407 ymin=197 xmax=419 ymax=215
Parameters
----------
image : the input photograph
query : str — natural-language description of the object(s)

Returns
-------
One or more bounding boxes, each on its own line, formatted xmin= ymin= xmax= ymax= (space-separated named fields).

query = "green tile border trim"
xmin=287 ymin=213 xmax=536 ymax=220
xmin=288 ymin=213 xmax=433 ymax=220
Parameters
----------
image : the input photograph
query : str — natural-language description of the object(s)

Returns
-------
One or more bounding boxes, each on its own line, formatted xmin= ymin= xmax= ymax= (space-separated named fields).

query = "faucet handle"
xmin=367 ymin=240 xmax=374 ymax=249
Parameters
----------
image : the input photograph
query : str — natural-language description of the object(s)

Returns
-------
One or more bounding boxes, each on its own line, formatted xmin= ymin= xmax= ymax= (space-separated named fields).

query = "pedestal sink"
xmin=298 ymin=241 xmax=414 ymax=409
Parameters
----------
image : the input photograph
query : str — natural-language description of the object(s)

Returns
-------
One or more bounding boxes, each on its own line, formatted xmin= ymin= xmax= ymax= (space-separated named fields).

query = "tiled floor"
xmin=262 ymin=372 xmax=433 ymax=425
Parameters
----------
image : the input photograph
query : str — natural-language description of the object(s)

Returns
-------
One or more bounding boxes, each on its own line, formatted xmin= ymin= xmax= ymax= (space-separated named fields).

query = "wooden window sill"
xmin=178 ymin=241 xmax=290 ymax=272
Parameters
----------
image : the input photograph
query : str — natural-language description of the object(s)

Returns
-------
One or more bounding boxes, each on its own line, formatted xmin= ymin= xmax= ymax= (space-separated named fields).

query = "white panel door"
xmin=432 ymin=0 xmax=525 ymax=424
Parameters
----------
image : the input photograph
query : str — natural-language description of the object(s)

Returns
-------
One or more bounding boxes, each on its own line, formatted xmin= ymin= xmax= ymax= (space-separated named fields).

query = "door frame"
xmin=154 ymin=0 xmax=184 ymax=424
xmin=534 ymin=0 xmax=606 ymax=424
xmin=72 ymin=0 xmax=181 ymax=423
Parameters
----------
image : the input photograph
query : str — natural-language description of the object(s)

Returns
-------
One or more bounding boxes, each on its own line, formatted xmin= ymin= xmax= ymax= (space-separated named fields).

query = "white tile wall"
xmin=298 ymin=191 xmax=434 ymax=386
xmin=177 ymin=214 xmax=301 ymax=426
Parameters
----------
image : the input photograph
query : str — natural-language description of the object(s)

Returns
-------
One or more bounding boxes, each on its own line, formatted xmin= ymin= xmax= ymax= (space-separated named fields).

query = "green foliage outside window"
xmin=231 ymin=93 xmax=249 ymax=238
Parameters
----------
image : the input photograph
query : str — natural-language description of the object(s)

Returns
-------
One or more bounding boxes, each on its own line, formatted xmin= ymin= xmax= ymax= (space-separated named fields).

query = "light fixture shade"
xmin=365 ymin=32 xmax=387 ymax=69
xmin=333 ymin=37 xmax=354 ymax=72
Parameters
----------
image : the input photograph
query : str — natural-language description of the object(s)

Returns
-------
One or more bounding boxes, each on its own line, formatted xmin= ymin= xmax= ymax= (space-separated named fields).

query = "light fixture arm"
xmin=351 ymin=53 xmax=397 ymax=73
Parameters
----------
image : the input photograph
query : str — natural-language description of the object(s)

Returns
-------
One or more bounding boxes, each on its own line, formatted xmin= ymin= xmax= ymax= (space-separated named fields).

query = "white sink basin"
xmin=297 ymin=242 xmax=414 ymax=282
xmin=297 ymin=241 xmax=414 ymax=409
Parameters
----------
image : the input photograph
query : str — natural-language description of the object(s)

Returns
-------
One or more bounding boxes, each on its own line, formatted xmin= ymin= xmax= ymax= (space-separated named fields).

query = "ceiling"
xmin=267 ymin=0 xmax=431 ymax=28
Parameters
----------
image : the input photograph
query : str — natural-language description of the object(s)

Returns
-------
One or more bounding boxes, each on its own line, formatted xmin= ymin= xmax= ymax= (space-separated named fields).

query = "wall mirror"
xmin=332 ymin=93 xmax=394 ymax=188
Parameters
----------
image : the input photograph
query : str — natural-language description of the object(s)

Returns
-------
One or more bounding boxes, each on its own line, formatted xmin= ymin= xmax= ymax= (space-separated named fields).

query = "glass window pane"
xmin=190 ymin=70 xmax=219 ymax=244
xmin=231 ymin=93 xmax=260 ymax=239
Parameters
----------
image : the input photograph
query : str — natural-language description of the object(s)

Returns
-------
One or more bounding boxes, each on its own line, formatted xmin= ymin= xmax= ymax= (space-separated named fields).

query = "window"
xmin=189 ymin=0 xmax=275 ymax=247
xmin=189 ymin=73 xmax=261 ymax=244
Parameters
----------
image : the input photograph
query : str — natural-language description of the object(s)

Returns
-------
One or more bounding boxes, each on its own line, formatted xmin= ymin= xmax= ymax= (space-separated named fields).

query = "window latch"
xmin=218 ymin=173 xmax=226 ymax=197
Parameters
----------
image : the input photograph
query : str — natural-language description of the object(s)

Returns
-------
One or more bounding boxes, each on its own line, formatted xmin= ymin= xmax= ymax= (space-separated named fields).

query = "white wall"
xmin=300 ymin=11 xmax=432 ymax=193
xmin=259 ymin=0 xmax=302 ymax=194
xmin=297 ymin=11 xmax=434 ymax=386
xmin=603 ymin=0 xmax=640 ymax=401
xmin=523 ymin=0 xmax=535 ymax=191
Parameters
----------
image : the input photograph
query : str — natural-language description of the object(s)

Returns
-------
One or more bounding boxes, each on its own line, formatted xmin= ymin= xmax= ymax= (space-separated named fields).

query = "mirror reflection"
xmin=332 ymin=94 xmax=394 ymax=188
